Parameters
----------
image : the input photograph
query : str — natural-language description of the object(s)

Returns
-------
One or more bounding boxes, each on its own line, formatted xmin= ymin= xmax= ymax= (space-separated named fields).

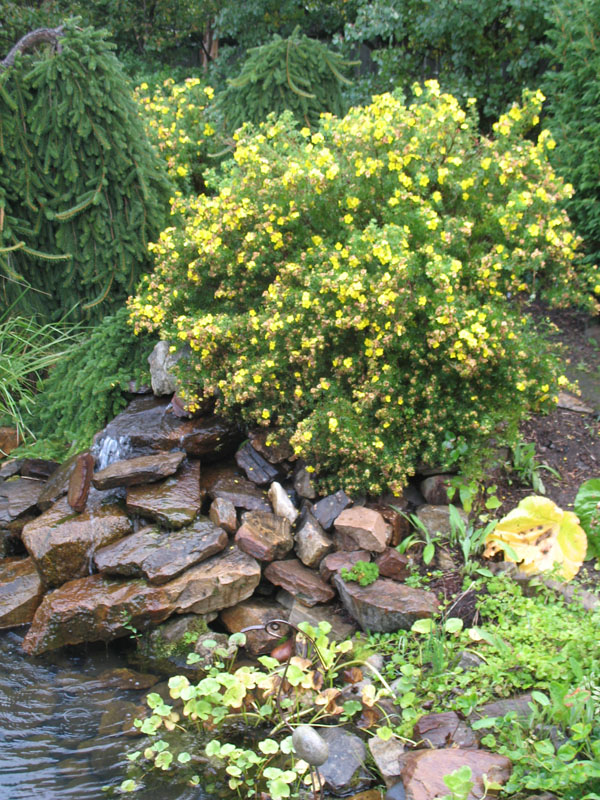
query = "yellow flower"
xmin=261 ymin=409 xmax=270 ymax=419
xmin=328 ymin=417 xmax=339 ymax=432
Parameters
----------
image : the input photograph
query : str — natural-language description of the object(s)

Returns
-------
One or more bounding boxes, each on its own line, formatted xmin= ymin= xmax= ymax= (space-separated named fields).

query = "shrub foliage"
xmin=129 ymin=84 xmax=599 ymax=495
xmin=0 ymin=22 xmax=171 ymax=320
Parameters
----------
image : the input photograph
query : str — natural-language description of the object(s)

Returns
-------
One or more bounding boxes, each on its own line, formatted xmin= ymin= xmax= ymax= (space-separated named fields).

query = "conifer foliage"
xmin=0 ymin=22 xmax=171 ymax=320
xmin=218 ymin=27 xmax=356 ymax=132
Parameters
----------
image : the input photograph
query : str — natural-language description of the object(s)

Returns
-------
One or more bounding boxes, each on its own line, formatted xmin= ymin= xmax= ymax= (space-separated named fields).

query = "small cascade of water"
xmin=91 ymin=435 xmax=132 ymax=471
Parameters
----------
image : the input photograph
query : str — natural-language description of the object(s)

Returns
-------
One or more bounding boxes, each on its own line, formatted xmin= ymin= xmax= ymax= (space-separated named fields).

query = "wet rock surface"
xmin=400 ymin=749 xmax=511 ymax=800
xmin=317 ymin=727 xmax=370 ymax=796
xmin=0 ymin=477 xmax=45 ymax=526
xmin=92 ymin=451 xmax=186 ymax=490
xmin=22 ymin=498 xmax=132 ymax=588
xmin=235 ymin=441 xmax=281 ymax=485
xmin=234 ymin=510 xmax=293 ymax=561
xmin=125 ymin=460 xmax=202 ymax=528
xmin=333 ymin=506 xmax=392 ymax=553
xmin=67 ymin=452 xmax=94 ymax=512
xmin=413 ymin=711 xmax=478 ymax=750
xmin=220 ymin=597 xmax=290 ymax=654
xmin=210 ymin=474 xmax=271 ymax=512
xmin=312 ymin=490 xmax=352 ymax=529
xmin=264 ymin=558 xmax=336 ymax=606
xmin=0 ymin=557 xmax=44 ymax=628
xmin=333 ymin=575 xmax=439 ymax=632
xmin=94 ymin=518 xmax=228 ymax=584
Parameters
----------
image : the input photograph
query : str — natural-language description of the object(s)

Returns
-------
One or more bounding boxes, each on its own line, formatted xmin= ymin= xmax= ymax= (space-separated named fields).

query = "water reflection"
xmin=0 ymin=628 xmax=203 ymax=799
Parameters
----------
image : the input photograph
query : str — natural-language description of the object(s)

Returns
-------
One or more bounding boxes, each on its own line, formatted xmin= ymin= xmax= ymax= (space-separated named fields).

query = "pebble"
xmin=292 ymin=725 xmax=329 ymax=766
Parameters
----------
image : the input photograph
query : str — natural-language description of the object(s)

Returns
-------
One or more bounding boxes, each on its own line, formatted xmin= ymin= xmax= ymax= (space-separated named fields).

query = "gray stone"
xmin=268 ymin=481 xmax=299 ymax=525
xmin=413 ymin=711 xmax=478 ymax=749
xmin=235 ymin=442 xmax=280 ymax=485
xmin=333 ymin=575 xmax=439 ymax=632
xmin=470 ymin=693 xmax=533 ymax=723
xmin=369 ymin=736 xmax=405 ymax=789
xmin=415 ymin=505 xmax=467 ymax=538
xmin=295 ymin=512 xmax=333 ymax=567
xmin=293 ymin=463 xmax=317 ymax=499
xmin=292 ymin=725 xmax=329 ymax=766
xmin=210 ymin=475 xmax=270 ymax=512
xmin=317 ymin=727 xmax=370 ymax=796
xmin=385 ymin=782 xmax=407 ymax=800
xmin=419 ymin=475 xmax=453 ymax=506
xmin=313 ymin=490 xmax=352 ymax=530
xmin=0 ymin=477 xmax=45 ymax=525
xmin=148 ymin=340 xmax=188 ymax=396
xmin=287 ymin=598 xmax=357 ymax=641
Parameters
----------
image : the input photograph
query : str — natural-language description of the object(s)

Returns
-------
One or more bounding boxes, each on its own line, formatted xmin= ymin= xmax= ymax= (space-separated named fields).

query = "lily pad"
xmin=483 ymin=495 xmax=587 ymax=581
xmin=573 ymin=478 xmax=600 ymax=559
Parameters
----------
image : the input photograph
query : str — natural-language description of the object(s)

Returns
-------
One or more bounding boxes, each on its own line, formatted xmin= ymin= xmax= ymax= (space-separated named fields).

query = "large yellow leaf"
xmin=483 ymin=495 xmax=587 ymax=581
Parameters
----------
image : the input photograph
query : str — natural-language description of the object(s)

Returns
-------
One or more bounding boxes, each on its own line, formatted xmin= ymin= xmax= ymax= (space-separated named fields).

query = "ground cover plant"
xmin=129 ymin=82 xmax=600 ymax=496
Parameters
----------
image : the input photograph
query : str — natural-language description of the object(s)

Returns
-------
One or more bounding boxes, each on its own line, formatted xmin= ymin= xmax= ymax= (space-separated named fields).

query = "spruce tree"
xmin=0 ymin=21 xmax=172 ymax=320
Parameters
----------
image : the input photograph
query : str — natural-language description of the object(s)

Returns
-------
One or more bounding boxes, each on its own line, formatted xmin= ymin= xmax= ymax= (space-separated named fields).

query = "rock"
xmin=295 ymin=512 xmax=333 ymax=567
xmin=95 ymin=668 xmax=159 ymax=690
xmin=235 ymin=442 xmax=280 ymax=485
xmin=248 ymin=429 xmax=294 ymax=463
xmin=0 ymin=477 xmax=45 ymax=525
xmin=92 ymin=451 xmax=185 ymax=490
xmin=333 ymin=507 xmax=391 ymax=553
xmin=67 ymin=451 xmax=94 ymax=512
xmin=320 ymin=550 xmax=372 ymax=583
xmin=139 ymin=613 xmax=216 ymax=677
xmin=385 ymin=783 xmax=406 ymax=800
xmin=375 ymin=548 xmax=410 ymax=581
xmin=293 ymin=463 xmax=317 ymax=499
xmin=271 ymin=638 xmax=295 ymax=662
xmin=413 ymin=711 xmax=478 ymax=749
xmin=0 ymin=426 xmax=20 ymax=455
xmin=292 ymin=725 xmax=329 ymax=766
xmin=419 ymin=476 xmax=453 ymax=506
xmin=557 ymin=390 xmax=594 ymax=414
xmin=268 ymin=482 xmax=299 ymax=525
xmin=209 ymin=497 xmax=237 ymax=534
xmin=93 ymin=395 xmax=241 ymax=462
xmin=415 ymin=505 xmax=467 ymax=538
xmin=210 ymin=475 xmax=270 ymax=512
xmin=312 ymin=490 xmax=352 ymax=530
xmin=148 ymin=340 xmax=189 ymax=396
xmin=264 ymin=559 xmax=336 ymax=606
xmin=333 ymin=575 xmax=439 ymax=632
xmin=220 ymin=597 xmax=290 ymax=655
xmin=457 ymin=651 xmax=485 ymax=671
xmin=368 ymin=502 xmax=411 ymax=547
xmin=400 ymin=749 xmax=511 ymax=800
xmin=288 ymin=598 xmax=357 ymax=641
xmin=235 ymin=510 xmax=293 ymax=562
xmin=317 ymin=727 xmax=370 ymax=796
xmin=194 ymin=631 xmax=237 ymax=663
xmin=95 ymin=519 xmax=228 ymax=584
xmin=126 ymin=460 xmax=202 ymax=528
xmin=37 ymin=451 xmax=80 ymax=511
xmin=470 ymin=693 xmax=533 ymax=723
xmin=369 ymin=736 xmax=406 ymax=788
xmin=350 ymin=791 xmax=384 ymax=800
xmin=22 ymin=497 xmax=132 ymax=588
xmin=22 ymin=546 xmax=260 ymax=655
xmin=18 ymin=458 xmax=60 ymax=480
xmin=0 ymin=557 xmax=44 ymax=628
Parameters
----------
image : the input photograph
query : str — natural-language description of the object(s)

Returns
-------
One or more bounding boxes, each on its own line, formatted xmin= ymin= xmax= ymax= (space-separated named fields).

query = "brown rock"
xmin=235 ymin=510 xmax=293 ymax=561
xmin=210 ymin=475 xmax=270 ymax=512
xmin=319 ymin=550 xmax=371 ymax=582
xmin=22 ymin=497 xmax=132 ymax=587
xmin=0 ymin=557 xmax=44 ymax=628
xmin=333 ymin=507 xmax=391 ymax=553
xmin=95 ymin=668 xmax=159 ymax=690
xmin=248 ymin=428 xmax=294 ymax=463
xmin=288 ymin=599 xmax=357 ymax=641
xmin=95 ymin=519 xmax=228 ymax=584
xmin=22 ymin=546 xmax=260 ymax=655
xmin=220 ymin=597 xmax=290 ymax=654
xmin=368 ymin=502 xmax=410 ymax=547
xmin=264 ymin=559 xmax=336 ymax=606
xmin=19 ymin=459 xmax=60 ymax=480
xmin=126 ymin=460 xmax=202 ymax=528
xmin=419 ymin=475 xmax=454 ymax=506
xmin=0 ymin=477 xmax=45 ymax=525
xmin=368 ymin=736 xmax=405 ymax=788
xmin=333 ymin=575 xmax=438 ymax=632
xmin=416 ymin=505 xmax=467 ymax=538
xmin=68 ymin=451 xmax=94 ymax=512
xmin=92 ymin=451 xmax=185 ymax=490
xmin=413 ymin=711 xmax=478 ymax=749
xmin=295 ymin=512 xmax=333 ymax=568
xmin=37 ymin=451 xmax=80 ymax=511
xmin=0 ymin=426 xmax=20 ymax=455
xmin=375 ymin=548 xmax=410 ymax=581
xmin=209 ymin=497 xmax=237 ymax=533
xmin=401 ymin=749 xmax=511 ymax=800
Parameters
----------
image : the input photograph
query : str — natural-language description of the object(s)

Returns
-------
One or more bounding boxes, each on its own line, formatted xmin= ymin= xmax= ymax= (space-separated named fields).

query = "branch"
xmin=1 ymin=25 xmax=65 ymax=72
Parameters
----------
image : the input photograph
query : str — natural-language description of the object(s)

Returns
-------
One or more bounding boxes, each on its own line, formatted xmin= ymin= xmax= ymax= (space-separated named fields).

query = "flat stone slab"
xmin=235 ymin=442 xmax=280 ymax=485
xmin=0 ymin=557 xmax=44 ymax=629
xmin=235 ymin=510 xmax=293 ymax=561
xmin=312 ymin=490 xmax=352 ymax=530
xmin=413 ymin=711 xmax=478 ymax=749
xmin=126 ymin=460 xmax=201 ymax=528
xmin=95 ymin=518 xmax=228 ymax=584
xmin=317 ymin=728 xmax=370 ymax=795
xmin=319 ymin=550 xmax=371 ymax=583
xmin=0 ymin=477 xmax=45 ymax=525
xmin=333 ymin=575 xmax=439 ymax=632
xmin=210 ymin=475 xmax=270 ymax=512
xmin=92 ymin=451 xmax=185 ymax=490
xmin=22 ymin=497 xmax=132 ymax=588
xmin=248 ymin=429 xmax=294 ymax=463
xmin=67 ymin=452 xmax=94 ymax=512
xmin=333 ymin=506 xmax=391 ymax=553
xmin=22 ymin=546 xmax=260 ymax=655
xmin=264 ymin=559 xmax=336 ymax=606
xmin=400 ymin=749 xmax=511 ymax=800
xmin=92 ymin=395 xmax=241 ymax=461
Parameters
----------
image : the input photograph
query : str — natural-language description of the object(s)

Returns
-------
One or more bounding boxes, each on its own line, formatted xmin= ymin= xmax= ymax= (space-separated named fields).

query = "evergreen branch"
xmin=1 ymin=26 xmax=65 ymax=72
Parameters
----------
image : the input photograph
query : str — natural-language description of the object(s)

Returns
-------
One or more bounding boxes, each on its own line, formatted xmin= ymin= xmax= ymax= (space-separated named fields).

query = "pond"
xmin=0 ymin=628 xmax=203 ymax=800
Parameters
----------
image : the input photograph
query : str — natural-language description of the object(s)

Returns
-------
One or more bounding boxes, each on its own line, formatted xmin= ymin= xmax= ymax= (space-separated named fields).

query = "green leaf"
xmin=258 ymin=738 xmax=280 ymax=755
xmin=377 ymin=726 xmax=393 ymax=740
xmin=531 ymin=690 xmax=550 ymax=706
xmin=411 ymin=618 xmax=434 ymax=634
xmin=444 ymin=617 xmax=463 ymax=634
xmin=423 ymin=542 xmax=435 ymax=565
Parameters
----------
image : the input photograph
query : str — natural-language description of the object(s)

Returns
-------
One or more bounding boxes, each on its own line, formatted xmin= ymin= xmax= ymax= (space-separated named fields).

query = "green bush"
xmin=217 ymin=28 xmax=355 ymax=131
xmin=544 ymin=0 xmax=600 ymax=266
xmin=129 ymin=84 xmax=599 ymax=495
xmin=0 ymin=22 xmax=171 ymax=321
xmin=25 ymin=306 xmax=156 ymax=457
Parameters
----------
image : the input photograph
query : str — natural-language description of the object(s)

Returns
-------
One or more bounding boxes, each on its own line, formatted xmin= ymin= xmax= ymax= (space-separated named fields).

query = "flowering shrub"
xmin=129 ymin=83 xmax=599 ymax=495
xmin=134 ymin=78 xmax=217 ymax=193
